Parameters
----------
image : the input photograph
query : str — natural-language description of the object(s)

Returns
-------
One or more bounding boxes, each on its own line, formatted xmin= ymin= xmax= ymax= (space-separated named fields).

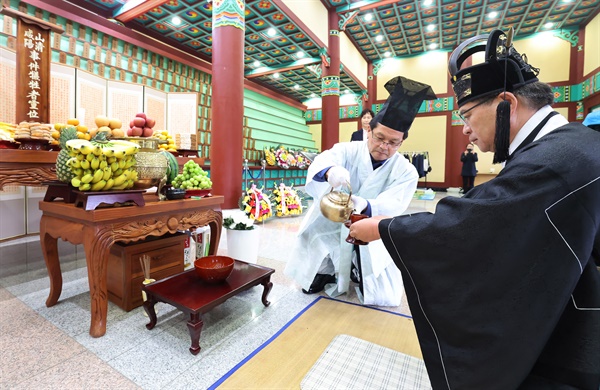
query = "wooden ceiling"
xmin=66 ymin=0 xmax=600 ymax=103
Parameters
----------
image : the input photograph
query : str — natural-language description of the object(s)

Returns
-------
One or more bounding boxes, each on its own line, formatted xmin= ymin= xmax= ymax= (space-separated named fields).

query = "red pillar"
xmin=210 ymin=1 xmax=245 ymax=209
xmin=321 ymin=10 xmax=341 ymax=151
xmin=366 ymin=62 xmax=376 ymax=111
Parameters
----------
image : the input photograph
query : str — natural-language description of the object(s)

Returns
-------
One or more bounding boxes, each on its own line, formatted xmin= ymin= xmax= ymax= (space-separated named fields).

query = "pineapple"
xmin=56 ymin=126 xmax=79 ymax=183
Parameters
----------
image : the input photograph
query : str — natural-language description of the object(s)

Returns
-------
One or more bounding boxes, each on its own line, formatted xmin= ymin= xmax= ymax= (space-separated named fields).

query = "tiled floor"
xmin=0 ymin=193 xmax=447 ymax=389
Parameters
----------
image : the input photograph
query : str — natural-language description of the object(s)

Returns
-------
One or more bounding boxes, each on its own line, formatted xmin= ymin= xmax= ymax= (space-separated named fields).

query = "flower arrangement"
xmin=241 ymin=183 xmax=273 ymax=222
xmin=295 ymin=150 xmax=309 ymax=169
xmin=275 ymin=146 xmax=297 ymax=169
xmin=264 ymin=147 xmax=276 ymax=166
xmin=223 ymin=212 xmax=255 ymax=230
xmin=271 ymin=182 xmax=303 ymax=217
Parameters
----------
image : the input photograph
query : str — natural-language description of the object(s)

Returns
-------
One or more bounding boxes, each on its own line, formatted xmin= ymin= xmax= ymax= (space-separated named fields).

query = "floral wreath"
xmin=295 ymin=150 xmax=309 ymax=169
xmin=242 ymin=183 xmax=273 ymax=222
xmin=271 ymin=182 xmax=303 ymax=217
xmin=264 ymin=147 xmax=276 ymax=166
xmin=275 ymin=146 xmax=297 ymax=169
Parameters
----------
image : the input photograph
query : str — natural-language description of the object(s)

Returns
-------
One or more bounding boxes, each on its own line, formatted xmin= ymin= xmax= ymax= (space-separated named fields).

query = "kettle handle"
xmin=343 ymin=180 xmax=352 ymax=207
xmin=326 ymin=181 xmax=352 ymax=206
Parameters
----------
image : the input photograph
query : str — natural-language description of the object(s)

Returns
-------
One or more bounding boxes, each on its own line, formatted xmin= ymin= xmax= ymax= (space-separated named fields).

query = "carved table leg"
xmin=83 ymin=228 xmax=112 ymax=338
xmin=40 ymin=215 xmax=63 ymax=307
xmin=143 ymin=296 xmax=158 ymax=330
xmin=261 ymin=276 xmax=273 ymax=307
xmin=187 ymin=312 xmax=204 ymax=355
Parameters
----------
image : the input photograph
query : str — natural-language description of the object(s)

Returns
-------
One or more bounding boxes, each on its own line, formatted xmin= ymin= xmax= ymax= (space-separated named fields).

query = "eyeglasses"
xmin=371 ymin=131 xmax=402 ymax=148
xmin=457 ymin=97 xmax=494 ymax=125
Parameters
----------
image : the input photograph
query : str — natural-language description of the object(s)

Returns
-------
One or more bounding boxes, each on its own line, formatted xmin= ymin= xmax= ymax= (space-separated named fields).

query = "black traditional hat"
xmin=372 ymin=76 xmax=436 ymax=136
xmin=448 ymin=29 xmax=539 ymax=107
xmin=448 ymin=29 xmax=540 ymax=163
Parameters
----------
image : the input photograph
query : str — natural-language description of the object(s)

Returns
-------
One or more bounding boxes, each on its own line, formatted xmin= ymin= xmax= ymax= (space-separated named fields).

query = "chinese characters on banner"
xmin=13 ymin=17 xmax=56 ymax=123
xmin=23 ymin=27 xmax=45 ymax=120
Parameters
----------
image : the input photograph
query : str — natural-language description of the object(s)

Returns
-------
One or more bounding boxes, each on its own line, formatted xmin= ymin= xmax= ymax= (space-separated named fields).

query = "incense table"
xmin=142 ymin=260 xmax=274 ymax=355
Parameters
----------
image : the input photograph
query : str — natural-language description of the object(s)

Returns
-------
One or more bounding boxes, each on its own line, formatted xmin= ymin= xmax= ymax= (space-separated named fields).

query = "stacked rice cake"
xmin=14 ymin=122 xmax=53 ymax=143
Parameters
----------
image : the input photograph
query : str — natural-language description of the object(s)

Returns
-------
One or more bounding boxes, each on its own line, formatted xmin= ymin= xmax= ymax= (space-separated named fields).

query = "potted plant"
xmin=224 ymin=212 xmax=260 ymax=264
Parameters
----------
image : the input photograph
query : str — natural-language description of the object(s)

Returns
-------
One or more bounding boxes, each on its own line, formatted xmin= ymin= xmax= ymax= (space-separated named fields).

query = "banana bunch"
xmin=0 ymin=121 xmax=17 ymax=141
xmin=64 ymin=138 xmax=140 ymax=191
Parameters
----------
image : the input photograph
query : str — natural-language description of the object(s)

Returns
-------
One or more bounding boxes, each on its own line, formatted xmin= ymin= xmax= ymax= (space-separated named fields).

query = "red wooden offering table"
xmin=142 ymin=261 xmax=274 ymax=355
xmin=39 ymin=195 xmax=224 ymax=337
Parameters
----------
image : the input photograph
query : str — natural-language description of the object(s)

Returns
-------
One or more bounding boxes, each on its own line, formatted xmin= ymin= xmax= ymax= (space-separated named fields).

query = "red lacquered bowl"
xmin=185 ymin=188 xmax=212 ymax=198
xmin=194 ymin=255 xmax=234 ymax=283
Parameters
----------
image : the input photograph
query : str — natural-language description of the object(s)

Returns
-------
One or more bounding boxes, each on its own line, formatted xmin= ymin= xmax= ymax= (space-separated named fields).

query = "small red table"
xmin=142 ymin=260 xmax=274 ymax=355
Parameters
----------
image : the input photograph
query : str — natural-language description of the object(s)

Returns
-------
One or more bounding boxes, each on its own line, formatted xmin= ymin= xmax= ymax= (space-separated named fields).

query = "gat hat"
xmin=448 ymin=29 xmax=539 ymax=107
xmin=448 ymin=29 xmax=540 ymax=163
xmin=372 ymin=76 xmax=436 ymax=136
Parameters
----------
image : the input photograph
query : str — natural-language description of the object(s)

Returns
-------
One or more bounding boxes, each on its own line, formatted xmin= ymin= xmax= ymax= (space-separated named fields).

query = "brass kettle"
xmin=320 ymin=183 xmax=354 ymax=223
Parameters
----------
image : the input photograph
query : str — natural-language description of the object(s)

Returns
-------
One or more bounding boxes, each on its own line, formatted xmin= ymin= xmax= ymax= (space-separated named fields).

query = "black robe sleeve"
xmin=379 ymin=124 xmax=600 ymax=389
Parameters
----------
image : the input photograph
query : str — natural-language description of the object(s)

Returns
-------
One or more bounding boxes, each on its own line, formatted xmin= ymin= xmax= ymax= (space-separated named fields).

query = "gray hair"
xmin=513 ymin=81 xmax=554 ymax=109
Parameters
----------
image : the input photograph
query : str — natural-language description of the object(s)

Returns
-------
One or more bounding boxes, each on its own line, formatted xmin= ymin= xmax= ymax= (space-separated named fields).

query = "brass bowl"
xmin=132 ymin=151 xmax=168 ymax=190
xmin=132 ymin=178 xmax=162 ymax=190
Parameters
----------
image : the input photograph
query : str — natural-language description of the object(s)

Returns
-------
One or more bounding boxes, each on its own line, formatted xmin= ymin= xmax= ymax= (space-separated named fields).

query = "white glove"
xmin=326 ymin=166 xmax=350 ymax=188
xmin=351 ymin=195 xmax=368 ymax=213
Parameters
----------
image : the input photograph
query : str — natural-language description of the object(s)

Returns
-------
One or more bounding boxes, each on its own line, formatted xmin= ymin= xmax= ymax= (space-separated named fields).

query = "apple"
xmin=145 ymin=118 xmax=156 ymax=128
xmin=136 ymin=112 xmax=147 ymax=120
xmin=133 ymin=117 xmax=146 ymax=127
xmin=131 ymin=126 xmax=143 ymax=136
xmin=129 ymin=119 xmax=134 ymax=128
xmin=142 ymin=127 xmax=154 ymax=137
xmin=126 ymin=128 xmax=133 ymax=136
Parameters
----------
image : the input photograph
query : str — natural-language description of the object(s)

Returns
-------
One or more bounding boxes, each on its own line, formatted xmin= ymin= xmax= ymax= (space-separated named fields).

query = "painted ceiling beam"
xmin=114 ymin=0 xmax=170 ymax=23
xmin=335 ymin=0 xmax=398 ymax=13
xmin=26 ymin=0 xmax=212 ymax=73
xmin=245 ymin=58 xmax=320 ymax=78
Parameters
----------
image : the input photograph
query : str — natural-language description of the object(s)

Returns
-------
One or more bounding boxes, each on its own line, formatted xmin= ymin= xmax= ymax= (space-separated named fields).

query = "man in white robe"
xmin=285 ymin=76 xmax=435 ymax=306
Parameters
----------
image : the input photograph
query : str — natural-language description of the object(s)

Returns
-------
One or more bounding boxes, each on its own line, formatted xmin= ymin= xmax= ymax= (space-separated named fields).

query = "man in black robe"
xmin=349 ymin=28 xmax=600 ymax=389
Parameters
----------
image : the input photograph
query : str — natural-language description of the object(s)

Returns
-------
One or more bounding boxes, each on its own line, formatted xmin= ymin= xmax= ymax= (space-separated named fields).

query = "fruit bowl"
xmin=185 ymin=188 xmax=212 ymax=198
xmin=114 ymin=137 xmax=159 ymax=151
xmin=194 ymin=255 xmax=234 ymax=283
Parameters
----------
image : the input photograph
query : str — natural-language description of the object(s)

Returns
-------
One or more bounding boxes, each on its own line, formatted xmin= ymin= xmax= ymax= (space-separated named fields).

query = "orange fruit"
xmin=109 ymin=118 xmax=122 ymax=129
xmin=67 ymin=118 xmax=79 ymax=126
xmin=111 ymin=128 xmax=125 ymax=138
xmin=95 ymin=115 xmax=110 ymax=127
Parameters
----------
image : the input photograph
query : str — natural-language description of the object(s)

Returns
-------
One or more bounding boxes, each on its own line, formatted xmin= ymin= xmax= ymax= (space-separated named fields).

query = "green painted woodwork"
xmin=243 ymin=90 xmax=317 ymax=152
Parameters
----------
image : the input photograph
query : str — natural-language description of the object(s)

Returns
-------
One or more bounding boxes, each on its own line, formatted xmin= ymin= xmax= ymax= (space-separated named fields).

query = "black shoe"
xmin=302 ymin=273 xmax=336 ymax=294
xmin=350 ymin=264 xmax=360 ymax=283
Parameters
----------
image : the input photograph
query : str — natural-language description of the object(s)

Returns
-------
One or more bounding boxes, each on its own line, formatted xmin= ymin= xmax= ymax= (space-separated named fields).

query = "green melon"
xmin=160 ymin=150 xmax=179 ymax=184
